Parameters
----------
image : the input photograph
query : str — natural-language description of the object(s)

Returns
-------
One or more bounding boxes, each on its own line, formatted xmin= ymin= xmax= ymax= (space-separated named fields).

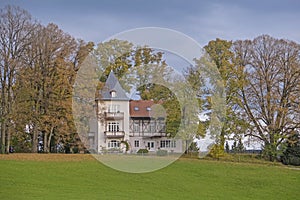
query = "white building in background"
xmin=91 ymin=71 xmax=183 ymax=153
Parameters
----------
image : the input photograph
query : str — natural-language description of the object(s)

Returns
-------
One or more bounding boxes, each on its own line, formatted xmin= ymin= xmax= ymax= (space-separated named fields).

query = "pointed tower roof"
xmin=100 ymin=71 xmax=129 ymax=101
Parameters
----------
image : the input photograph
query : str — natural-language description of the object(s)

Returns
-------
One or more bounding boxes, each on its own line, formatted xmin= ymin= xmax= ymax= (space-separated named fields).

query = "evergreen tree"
xmin=281 ymin=132 xmax=300 ymax=166
xmin=225 ymin=141 xmax=230 ymax=153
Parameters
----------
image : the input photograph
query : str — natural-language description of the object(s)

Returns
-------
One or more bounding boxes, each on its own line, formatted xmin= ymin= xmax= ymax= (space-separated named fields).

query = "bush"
xmin=281 ymin=132 xmax=300 ymax=166
xmin=281 ymin=146 xmax=300 ymax=166
xmin=157 ymin=149 xmax=168 ymax=156
xmin=262 ymin=143 xmax=278 ymax=161
xmin=137 ymin=149 xmax=148 ymax=154
xmin=121 ymin=141 xmax=129 ymax=152
xmin=65 ymin=144 xmax=71 ymax=154
xmin=72 ymin=147 xmax=79 ymax=154
xmin=207 ymin=144 xmax=225 ymax=160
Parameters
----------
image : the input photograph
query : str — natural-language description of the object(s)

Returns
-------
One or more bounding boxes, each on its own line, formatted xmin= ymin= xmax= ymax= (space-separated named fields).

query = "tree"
xmin=204 ymin=38 xmax=247 ymax=151
xmin=139 ymin=83 xmax=181 ymax=137
xmin=0 ymin=5 xmax=36 ymax=153
xmin=189 ymin=141 xmax=200 ymax=152
xmin=225 ymin=141 xmax=230 ymax=153
xmin=233 ymin=35 xmax=300 ymax=161
xmin=13 ymin=22 xmax=91 ymax=153
xmin=281 ymin=132 xmax=300 ymax=166
xmin=95 ymin=39 xmax=170 ymax=92
xmin=0 ymin=6 xmax=98 ymax=154
xmin=231 ymin=140 xmax=237 ymax=153
xmin=186 ymin=51 xmax=226 ymax=154
xmin=237 ymin=138 xmax=245 ymax=152
xmin=96 ymin=39 xmax=133 ymax=83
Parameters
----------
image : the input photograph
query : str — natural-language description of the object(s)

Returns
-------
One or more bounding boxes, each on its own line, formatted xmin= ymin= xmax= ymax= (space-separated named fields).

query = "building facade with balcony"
xmin=96 ymin=71 xmax=130 ymax=152
xmin=94 ymin=71 xmax=182 ymax=153
xmin=128 ymin=100 xmax=182 ymax=153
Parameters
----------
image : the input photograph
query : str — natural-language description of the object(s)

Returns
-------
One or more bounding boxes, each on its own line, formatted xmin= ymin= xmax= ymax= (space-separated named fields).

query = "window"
xmin=108 ymin=104 xmax=120 ymax=113
xmin=146 ymin=107 xmax=151 ymax=111
xmin=157 ymin=119 xmax=166 ymax=132
xmin=147 ymin=141 xmax=154 ymax=149
xmin=160 ymin=140 xmax=176 ymax=148
xmin=133 ymin=121 xmax=139 ymax=133
xmin=150 ymin=120 xmax=156 ymax=133
xmin=108 ymin=122 xmax=119 ymax=132
xmin=143 ymin=120 xmax=150 ymax=133
xmin=134 ymin=106 xmax=139 ymax=111
xmin=108 ymin=140 xmax=120 ymax=148
xmin=166 ymin=140 xmax=171 ymax=148
xmin=110 ymin=91 xmax=116 ymax=97
xmin=134 ymin=140 xmax=139 ymax=148
xmin=171 ymin=140 xmax=176 ymax=148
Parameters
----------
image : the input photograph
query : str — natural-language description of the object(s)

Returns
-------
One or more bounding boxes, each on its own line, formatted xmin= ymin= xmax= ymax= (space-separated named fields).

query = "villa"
xmin=91 ymin=71 xmax=183 ymax=153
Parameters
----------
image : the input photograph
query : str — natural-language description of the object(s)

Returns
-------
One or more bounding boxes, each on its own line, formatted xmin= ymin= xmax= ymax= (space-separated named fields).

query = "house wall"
xmin=97 ymin=100 xmax=129 ymax=152
xmin=129 ymin=137 xmax=183 ymax=153
xmin=96 ymin=100 xmax=183 ymax=154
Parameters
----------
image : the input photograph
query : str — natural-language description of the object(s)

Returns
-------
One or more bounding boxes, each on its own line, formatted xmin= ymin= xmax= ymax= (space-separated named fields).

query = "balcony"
xmin=104 ymin=131 xmax=125 ymax=138
xmin=144 ymin=132 xmax=167 ymax=137
xmin=104 ymin=112 xmax=124 ymax=120
xmin=130 ymin=132 xmax=167 ymax=137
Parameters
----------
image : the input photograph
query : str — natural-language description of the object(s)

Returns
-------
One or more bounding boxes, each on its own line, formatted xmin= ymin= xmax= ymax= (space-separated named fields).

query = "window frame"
xmin=108 ymin=140 xmax=120 ymax=148
xmin=134 ymin=140 xmax=140 ymax=148
xmin=108 ymin=104 xmax=120 ymax=113
xmin=108 ymin=121 xmax=120 ymax=132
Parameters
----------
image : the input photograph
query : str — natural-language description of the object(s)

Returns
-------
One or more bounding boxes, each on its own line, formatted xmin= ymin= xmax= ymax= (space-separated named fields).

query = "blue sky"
xmin=1 ymin=0 xmax=300 ymax=46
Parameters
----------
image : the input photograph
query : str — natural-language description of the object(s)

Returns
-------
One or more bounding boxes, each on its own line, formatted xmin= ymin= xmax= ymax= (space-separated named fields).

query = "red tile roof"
xmin=129 ymin=100 xmax=165 ymax=118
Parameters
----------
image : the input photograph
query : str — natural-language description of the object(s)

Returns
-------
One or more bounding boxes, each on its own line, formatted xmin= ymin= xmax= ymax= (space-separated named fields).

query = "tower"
xmin=96 ymin=71 xmax=130 ymax=153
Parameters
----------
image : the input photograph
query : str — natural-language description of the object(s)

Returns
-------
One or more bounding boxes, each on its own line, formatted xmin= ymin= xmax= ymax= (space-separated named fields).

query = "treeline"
xmin=1 ymin=5 xmax=300 ymax=163
xmin=200 ymin=37 xmax=300 ymax=162
xmin=0 ymin=5 xmax=94 ymax=153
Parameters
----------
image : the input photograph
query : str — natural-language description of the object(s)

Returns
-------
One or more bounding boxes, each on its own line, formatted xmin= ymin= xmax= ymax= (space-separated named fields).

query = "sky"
xmin=1 ymin=0 xmax=300 ymax=47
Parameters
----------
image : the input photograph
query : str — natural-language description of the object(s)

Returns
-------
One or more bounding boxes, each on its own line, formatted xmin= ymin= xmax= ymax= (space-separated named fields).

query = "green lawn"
xmin=0 ymin=154 xmax=300 ymax=200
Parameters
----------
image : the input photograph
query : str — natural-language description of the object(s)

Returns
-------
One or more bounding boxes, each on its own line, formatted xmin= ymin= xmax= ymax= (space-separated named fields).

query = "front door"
xmin=147 ymin=141 xmax=155 ymax=151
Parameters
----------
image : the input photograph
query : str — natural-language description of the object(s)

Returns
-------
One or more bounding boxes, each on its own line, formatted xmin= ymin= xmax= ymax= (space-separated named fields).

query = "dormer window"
xmin=134 ymin=106 xmax=139 ymax=111
xmin=146 ymin=107 xmax=151 ymax=111
xmin=110 ymin=90 xmax=116 ymax=97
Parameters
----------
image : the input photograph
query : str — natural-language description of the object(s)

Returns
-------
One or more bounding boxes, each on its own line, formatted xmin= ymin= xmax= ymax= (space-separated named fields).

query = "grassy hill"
xmin=0 ymin=154 xmax=299 ymax=199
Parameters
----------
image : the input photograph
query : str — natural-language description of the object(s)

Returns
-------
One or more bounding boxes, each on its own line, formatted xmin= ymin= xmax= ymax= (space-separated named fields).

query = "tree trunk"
xmin=32 ymin=127 xmax=38 ymax=153
xmin=47 ymin=127 xmax=54 ymax=153
xmin=5 ymin=128 xmax=10 ymax=153
xmin=43 ymin=131 xmax=48 ymax=153
xmin=263 ymin=142 xmax=277 ymax=162
xmin=1 ymin=84 xmax=7 ymax=154
xmin=44 ymin=127 xmax=54 ymax=153
xmin=1 ymin=121 xmax=6 ymax=154
xmin=220 ymin=127 xmax=226 ymax=148
xmin=185 ymin=140 xmax=188 ymax=154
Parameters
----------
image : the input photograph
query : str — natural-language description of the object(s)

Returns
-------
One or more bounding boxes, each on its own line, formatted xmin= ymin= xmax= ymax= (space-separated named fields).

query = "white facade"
xmin=93 ymin=71 xmax=183 ymax=154
xmin=97 ymin=100 xmax=130 ymax=152
xmin=129 ymin=136 xmax=183 ymax=153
